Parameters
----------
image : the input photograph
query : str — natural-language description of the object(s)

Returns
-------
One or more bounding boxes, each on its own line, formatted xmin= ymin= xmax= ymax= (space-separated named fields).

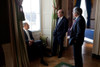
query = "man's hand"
xmin=29 ymin=40 xmax=34 ymax=43
xmin=74 ymin=40 xmax=76 ymax=43
xmin=29 ymin=41 xmax=32 ymax=46
xmin=29 ymin=40 xmax=34 ymax=46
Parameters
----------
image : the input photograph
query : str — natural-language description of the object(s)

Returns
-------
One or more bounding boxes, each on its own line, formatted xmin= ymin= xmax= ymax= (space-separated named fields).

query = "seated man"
xmin=23 ymin=22 xmax=48 ymax=66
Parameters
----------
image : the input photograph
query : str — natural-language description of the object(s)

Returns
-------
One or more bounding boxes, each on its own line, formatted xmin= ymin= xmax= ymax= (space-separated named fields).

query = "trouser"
xmin=27 ymin=40 xmax=44 ymax=60
xmin=73 ymin=43 xmax=83 ymax=67
xmin=52 ymin=36 xmax=64 ymax=56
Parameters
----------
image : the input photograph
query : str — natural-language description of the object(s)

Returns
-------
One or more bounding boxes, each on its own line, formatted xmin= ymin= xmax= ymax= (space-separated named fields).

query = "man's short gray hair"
xmin=23 ymin=22 xmax=28 ymax=27
xmin=73 ymin=7 xmax=82 ymax=15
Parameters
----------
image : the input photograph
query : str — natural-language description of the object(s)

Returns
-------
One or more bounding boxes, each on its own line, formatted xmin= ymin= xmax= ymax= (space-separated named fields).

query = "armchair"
xmin=40 ymin=36 xmax=48 ymax=48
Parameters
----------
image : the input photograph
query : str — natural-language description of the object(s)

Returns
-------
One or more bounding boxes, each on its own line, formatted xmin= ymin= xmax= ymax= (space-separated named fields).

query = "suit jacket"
xmin=53 ymin=16 xmax=68 ymax=39
xmin=69 ymin=15 xmax=85 ymax=45
xmin=23 ymin=30 xmax=34 ymax=47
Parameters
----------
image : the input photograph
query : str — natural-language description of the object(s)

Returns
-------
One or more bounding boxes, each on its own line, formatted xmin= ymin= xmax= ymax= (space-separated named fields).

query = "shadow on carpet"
xmin=55 ymin=62 xmax=74 ymax=67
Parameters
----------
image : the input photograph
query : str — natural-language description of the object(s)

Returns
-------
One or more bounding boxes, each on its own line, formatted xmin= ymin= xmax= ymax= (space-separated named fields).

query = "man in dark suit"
xmin=52 ymin=9 xmax=68 ymax=58
xmin=23 ymin=22 xmax=48 ymax=66
xmin=69 ymin=7 xmax=85 ymax=67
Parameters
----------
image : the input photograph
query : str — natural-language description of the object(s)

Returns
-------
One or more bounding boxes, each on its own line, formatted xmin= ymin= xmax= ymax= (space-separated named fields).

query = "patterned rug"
xmin=55 ymin=62 xmax=74 ymax=67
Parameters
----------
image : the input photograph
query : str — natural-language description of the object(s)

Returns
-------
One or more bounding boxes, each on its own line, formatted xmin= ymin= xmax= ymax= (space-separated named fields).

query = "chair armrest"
xmin=40 ymin=36 xmax=48 ymax=47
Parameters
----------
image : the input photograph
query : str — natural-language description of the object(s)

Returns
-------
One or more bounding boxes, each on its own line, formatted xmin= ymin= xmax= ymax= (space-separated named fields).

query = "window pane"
xmin=22 ymin=0 xmax=40 ymax=31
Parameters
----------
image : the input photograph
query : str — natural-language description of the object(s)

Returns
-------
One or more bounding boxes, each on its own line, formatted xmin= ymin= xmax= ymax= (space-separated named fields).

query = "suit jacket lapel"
xmin=24 ymin=30 xmax=28 ymax=39
xmin=56 ymin=17 xmax=64 ymax=29
xmin=72 ymin=16 xmax=80 ymax=29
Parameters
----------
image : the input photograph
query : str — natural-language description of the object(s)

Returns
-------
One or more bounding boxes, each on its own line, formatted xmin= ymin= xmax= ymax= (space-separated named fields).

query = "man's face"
xmin=25 ymin=24 xmax=29 ymax=30
xmin=57 ymin=10 xmax=63 ymax=18
xmin=73 ymin=11 xmax=77 ymax=18
xmin=73 ymin=7 xmax=79 ymax=18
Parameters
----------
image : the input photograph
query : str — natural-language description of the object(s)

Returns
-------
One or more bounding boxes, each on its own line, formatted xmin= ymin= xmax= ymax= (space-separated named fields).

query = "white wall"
xmin=90 ymin=0 xmax=96 ymax=29
xmin=92 ymin=0 xmax=100 ymax=55
xmin=41 ymin=0 xmax=53 ymax=47
xmin=31 ymin=0 xmax=53 ymax=47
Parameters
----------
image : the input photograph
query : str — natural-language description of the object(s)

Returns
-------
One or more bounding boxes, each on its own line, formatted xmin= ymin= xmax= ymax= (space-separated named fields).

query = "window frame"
xmin=22 ymin=0 xmax=41 ymax=32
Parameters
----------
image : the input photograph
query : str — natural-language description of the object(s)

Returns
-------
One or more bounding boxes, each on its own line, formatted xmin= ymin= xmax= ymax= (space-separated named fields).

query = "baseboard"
xmin=92 ymin=54 xmax=100 ymax=59
xmin=84 ymin=37 xmax=93 ymax=44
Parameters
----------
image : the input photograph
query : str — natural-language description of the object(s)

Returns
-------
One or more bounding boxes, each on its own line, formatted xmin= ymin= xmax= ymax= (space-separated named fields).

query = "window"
xmin=80 ymin=0 xmax=87 ymax=23
xmin=22 ymin=0 xmax=41 ymax=31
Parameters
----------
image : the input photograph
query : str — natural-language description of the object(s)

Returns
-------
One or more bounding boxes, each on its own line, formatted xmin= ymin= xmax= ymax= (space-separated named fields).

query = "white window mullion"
xmin=22 ymin=0 xmax=41 ymax=31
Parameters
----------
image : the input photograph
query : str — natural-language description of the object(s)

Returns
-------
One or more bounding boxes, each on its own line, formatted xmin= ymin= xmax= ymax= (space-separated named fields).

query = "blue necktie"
xmin=57 ymin=18 xmax=61 ymax=25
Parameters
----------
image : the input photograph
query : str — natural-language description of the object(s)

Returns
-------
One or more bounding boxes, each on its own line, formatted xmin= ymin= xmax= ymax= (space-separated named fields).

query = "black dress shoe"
xmin=58 ymin=53 xmax=62 ymax=58
xmin=46 ymin=54 xmax=52 ymax=57
xmin=40 ymin=59 xmax=48 ymax=66
xmin=58 ymin=55 xmax=62 ymax=58
xmin=51 ymin=53 xmax=56 ymax=56
xmin=45 ymin=54 xmax=52 ymax=57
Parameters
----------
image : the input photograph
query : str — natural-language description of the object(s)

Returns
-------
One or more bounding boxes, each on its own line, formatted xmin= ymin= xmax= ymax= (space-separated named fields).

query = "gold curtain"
xmin=56 ymin=0 xmax=62 ymax=10
xmin=10 ymin=0 xmax=30 ymax=67
xmin=73 ymin=0 xmax=77 ymax=7
xmin=51 ymin=0 xmax=57 ymax=47
xmin=91 ymin=0 xmax=94 ymax=7
xmin=51 ymin=0 xmax=62 ymax=47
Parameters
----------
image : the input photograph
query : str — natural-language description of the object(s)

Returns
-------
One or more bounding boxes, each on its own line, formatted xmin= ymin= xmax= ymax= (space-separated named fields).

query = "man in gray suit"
xmin=69 ymin=7 xmax=85 ymax=67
